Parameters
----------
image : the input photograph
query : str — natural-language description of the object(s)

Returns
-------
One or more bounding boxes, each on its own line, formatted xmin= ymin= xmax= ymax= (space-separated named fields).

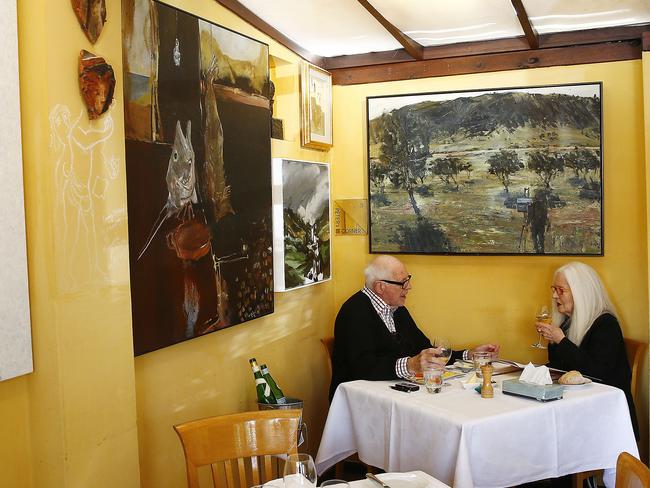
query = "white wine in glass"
xmin=433 ymin=338 xmax=452 ymax=385
xmin=532 ymin=305 xmax=551 ymax=349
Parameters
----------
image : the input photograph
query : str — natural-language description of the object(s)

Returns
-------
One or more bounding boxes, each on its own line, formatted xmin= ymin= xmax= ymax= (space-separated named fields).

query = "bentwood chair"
xmin=573 ymin=338 xmax=647 ymax=488
xmin=174 ymin=409 xmax=301 ymax=488
xmin=615 ymin=452 xmax=650 ymax=488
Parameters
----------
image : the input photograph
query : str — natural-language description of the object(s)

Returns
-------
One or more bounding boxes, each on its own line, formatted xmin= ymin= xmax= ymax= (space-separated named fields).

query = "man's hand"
xmin=407 ymin=347 xmax=444 ymax=375
xmin=470 ymin=343 xmax=500 ymax=358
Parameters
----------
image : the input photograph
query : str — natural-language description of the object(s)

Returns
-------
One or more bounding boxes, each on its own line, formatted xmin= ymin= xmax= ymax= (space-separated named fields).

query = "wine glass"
xmin=283 ymin=453 xmax=317 ymax=488
xmin=532 ymin=305 xmax=550 ymax=349
xmin=433 ymin=338 xmax=452 ymax=385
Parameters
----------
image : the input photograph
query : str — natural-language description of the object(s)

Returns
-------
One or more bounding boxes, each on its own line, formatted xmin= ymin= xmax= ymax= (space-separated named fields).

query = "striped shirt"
xmin=362 ymin=286 xmax=410 ymax=378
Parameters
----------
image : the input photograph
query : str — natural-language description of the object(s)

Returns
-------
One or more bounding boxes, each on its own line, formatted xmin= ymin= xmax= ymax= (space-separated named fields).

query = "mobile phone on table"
xmin=390 ymin=383 xmax=419 ymax=392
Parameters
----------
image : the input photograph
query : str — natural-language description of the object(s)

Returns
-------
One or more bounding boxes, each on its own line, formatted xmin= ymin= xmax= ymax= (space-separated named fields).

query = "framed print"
xmin=272 ymin=158 xmax=331 ymax=291
xmin=367 ymin=82 xmax=603 ymax=255
xmin=300 ymin=62 xmax=333 ymax=150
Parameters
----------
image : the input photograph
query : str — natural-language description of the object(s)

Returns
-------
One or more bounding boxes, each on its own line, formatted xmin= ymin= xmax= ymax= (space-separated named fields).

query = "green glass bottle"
xmin=260 ymin=363 xmax=287 ymax=404
xmin=249 ymin=358 xmax=274 ymax=404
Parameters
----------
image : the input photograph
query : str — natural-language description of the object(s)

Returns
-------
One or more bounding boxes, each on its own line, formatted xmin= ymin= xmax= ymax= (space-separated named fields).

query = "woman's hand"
xmin=472 ymin=343 xmax=500 ymax=357
xmin=536 ymin=321 xmax=565 ymax=344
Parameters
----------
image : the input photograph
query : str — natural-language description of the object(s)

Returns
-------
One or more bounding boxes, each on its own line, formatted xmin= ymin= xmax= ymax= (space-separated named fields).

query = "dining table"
xmin=315 ymin=371 xmax=639 ymax=488
xmin=266 ymin=470 xmax=450 ymax=488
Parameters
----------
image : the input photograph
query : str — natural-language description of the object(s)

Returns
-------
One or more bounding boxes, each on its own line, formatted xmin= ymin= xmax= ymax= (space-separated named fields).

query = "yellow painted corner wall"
xmin=331 ymin=60 xmax=649 ymax=457
xmin=1 ymin=0 xmax=141 ymax=487
xmin=132 ymin=2 xmax=334 ymax=488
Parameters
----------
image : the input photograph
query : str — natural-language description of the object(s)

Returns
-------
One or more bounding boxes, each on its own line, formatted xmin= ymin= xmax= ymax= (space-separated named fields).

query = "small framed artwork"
xmin=300 ymin=62 xmax=333 ymax=150
xmin=272 ymin=158 xmax=331 ymax=291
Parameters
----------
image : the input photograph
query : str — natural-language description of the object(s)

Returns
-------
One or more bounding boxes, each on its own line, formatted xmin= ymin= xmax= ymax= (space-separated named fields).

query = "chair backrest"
xmin=624 ymin=338 xmax=647 ymax=401
xmin=174 ymin=409 xmax=301 ymax=488
xmin=321 ymin=336 xmax=334 ymax=378
xmin=616 ymin=451 xmax=650 ymax=488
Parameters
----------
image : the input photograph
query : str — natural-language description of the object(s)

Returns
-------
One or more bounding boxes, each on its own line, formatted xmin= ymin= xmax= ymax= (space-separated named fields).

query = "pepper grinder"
xmin=481 ymin=364 xmax=494 ymax=398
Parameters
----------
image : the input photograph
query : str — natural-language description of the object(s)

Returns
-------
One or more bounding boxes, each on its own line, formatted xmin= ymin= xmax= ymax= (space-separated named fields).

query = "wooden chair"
xmin=573 ymin=338 xmax=647 ymax=488
xmin=174 ymin=409 xmax=301 ymax=488
xmin=615 ymin=452 xmax=650 ymax=488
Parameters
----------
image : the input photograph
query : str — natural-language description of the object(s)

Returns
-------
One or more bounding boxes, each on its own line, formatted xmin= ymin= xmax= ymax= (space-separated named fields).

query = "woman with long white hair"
xmin=535 ymin=261 xmax=638 ymax=440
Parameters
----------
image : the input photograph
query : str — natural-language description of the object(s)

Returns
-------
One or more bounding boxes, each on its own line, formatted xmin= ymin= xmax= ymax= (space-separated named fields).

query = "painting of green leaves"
xmin=272 ymin=158 xmax=331 ymax=291
xmin=367 ymin=83 xmax=603 ymax=255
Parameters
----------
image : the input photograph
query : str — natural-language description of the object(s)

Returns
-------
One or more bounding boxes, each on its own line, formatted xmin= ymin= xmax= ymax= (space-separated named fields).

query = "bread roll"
xmin=558 ymin=370 xmax=585 ymax=385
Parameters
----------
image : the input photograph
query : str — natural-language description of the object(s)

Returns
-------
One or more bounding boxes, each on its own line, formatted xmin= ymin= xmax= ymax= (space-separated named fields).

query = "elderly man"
xmin=329 ymin=255 xmax=499 ymax=400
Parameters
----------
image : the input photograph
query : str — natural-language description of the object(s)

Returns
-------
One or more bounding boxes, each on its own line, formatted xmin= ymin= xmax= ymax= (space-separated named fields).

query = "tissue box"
xmin=502 ymin=379 xmax=564 ymax=402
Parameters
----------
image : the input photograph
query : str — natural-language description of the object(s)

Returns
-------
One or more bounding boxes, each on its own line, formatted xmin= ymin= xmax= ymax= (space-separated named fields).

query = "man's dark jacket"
xmin=329 ymin=291 xmax=462 ymax=401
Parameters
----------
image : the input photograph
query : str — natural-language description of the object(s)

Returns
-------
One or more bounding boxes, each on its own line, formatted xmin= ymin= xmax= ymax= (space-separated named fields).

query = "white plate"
xmin=375 ymin=472 xmax=430 ymax=488
xmin=557 ymin=378 xmax=592 ymax=387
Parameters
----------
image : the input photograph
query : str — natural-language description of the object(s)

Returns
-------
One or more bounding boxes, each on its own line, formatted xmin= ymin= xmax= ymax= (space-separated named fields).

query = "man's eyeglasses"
xmin=551 ymin=285 xmax=570 ymax=296
xmin=380 ymin=275 xmax=412 ymax=289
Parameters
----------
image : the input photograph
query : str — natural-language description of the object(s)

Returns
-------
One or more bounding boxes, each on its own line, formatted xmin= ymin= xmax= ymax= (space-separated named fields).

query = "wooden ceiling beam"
xmin=510 ymin=0 xmax=538 ymax=49
xmin=213 ymin=0 xmax=324 ymax=67
xmin=356 ymin=0 xmax=424 ymax=60
xmin=322 ymin=24 xmax=648 ymax=70
xmin=330 ymin=40 xmax=641 ymax=85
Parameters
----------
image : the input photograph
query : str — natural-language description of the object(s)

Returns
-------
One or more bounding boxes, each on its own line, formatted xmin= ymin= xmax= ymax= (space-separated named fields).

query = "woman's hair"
xmin=364 ymin=255 xmax=400 ymax=288
xmin=552 ymin=261 xmax=617 ymax=345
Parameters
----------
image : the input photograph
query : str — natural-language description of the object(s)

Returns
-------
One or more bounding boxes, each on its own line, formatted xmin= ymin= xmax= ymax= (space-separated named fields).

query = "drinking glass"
xmin=320 ymin=480 xmax=350 ymax=488
xmin=433 ymin=338 xmax=452 ymax=385
xmin=532 ymin=305 xmax=551 ymax=349
xmin=283 ymin=453 xmax=317 ymax=488
xmin=423 ymin=365 xmax=444 ymax=393
xmin=472 ymin=351 xmax=492 ymax=378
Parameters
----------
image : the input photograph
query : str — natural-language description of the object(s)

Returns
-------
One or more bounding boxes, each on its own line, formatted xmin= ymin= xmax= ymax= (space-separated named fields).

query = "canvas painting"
xmin=367 ymin=83 xmax=603 ymax=255
xmin=122 ymin=0 xmax=273 ymax=355
xmin=272 ymin=158 xmax=331 ymax=291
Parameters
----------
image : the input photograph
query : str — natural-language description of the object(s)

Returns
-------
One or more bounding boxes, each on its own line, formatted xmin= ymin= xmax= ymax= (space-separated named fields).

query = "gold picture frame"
xmin=300 ymin=62 xmax=332 ymax=150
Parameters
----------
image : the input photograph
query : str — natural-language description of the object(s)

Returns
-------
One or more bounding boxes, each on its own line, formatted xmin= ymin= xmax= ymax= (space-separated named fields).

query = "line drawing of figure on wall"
xmin=49 ymin=104 xmax=118 ymax=294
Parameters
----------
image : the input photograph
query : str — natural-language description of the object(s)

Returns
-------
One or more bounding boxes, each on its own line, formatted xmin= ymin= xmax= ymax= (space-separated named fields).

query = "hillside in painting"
xmin=368 ymin=90 xmax=602 ymax=255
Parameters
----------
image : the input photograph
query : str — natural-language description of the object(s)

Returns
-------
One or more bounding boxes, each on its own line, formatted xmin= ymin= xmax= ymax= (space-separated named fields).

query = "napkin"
xmin=519 ymin=362 xmax=552 ymax=385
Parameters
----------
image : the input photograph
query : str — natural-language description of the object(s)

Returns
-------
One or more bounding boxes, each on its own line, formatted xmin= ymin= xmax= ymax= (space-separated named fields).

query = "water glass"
xmin=283 ymin=453 xmax=317 ymax=488
xmin=320 ymin=480 xmax=350 ymax=488
xmin=473 ymin=351 xmax=492 ymax=378
xmin=423 ymin=365 xmax=444 ymax=393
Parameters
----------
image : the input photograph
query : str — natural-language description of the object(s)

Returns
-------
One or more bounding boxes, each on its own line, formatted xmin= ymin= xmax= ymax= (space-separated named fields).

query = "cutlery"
xmin=366 ymin=473 xmax=391 ymax=488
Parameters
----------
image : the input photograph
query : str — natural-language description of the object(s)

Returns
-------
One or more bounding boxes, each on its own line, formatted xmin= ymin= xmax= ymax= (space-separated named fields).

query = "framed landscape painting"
xmin=300 ymin=62 xmax=332 ymax=150
xmin=367 ymin=82 xmax=603 ymax=255
xmin=272 ymin=158 xmax=331 ymax=291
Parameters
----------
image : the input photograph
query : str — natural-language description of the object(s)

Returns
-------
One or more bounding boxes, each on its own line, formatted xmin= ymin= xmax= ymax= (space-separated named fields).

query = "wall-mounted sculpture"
xmin=72 ymin=0 xmax=106 ymax=44
xmin=78 ymin=49 xmax=115 ymax=119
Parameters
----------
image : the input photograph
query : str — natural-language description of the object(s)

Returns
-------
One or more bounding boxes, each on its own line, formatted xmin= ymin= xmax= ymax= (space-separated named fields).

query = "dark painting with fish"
xmin=122 ymin=0 xmax=273 ymax=355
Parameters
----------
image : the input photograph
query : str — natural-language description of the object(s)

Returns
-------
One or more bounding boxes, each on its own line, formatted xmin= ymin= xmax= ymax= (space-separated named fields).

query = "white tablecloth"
xmin=316 ymin=377 xmax=638 ymax=488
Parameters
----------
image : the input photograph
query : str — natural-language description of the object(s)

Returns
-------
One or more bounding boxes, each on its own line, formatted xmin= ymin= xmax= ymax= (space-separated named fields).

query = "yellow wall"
xmin=1 ymin=0 xmax=648 ymax=487
xmin=331 ymin=60 xmax=649 ymax=456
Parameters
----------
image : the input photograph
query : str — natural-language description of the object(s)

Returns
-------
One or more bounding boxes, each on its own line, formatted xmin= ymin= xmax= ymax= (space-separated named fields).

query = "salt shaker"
xmin=481 ymin=364 xmax=494 ymax=398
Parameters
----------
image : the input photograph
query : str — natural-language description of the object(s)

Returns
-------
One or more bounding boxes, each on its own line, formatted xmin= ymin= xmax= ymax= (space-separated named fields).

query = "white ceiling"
xmin=237 ymin=0 xmax=650 ymax=57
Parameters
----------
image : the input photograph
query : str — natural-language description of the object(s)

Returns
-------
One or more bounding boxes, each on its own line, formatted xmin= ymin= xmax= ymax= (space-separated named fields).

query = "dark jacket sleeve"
xmin=549 ymin=313 xmax=625 ymax=381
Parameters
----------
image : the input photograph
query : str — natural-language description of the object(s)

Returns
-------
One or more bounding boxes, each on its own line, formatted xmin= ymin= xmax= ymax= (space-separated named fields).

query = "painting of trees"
xmin=487 ymin=149 xmax=523 ymax=193
xmin=367 ymin=82 xmax=603 ymax=255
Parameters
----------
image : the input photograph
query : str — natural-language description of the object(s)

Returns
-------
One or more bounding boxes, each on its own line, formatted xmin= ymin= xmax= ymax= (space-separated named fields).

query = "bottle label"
xmin=255 ymin=377 xmax=271 ymax=397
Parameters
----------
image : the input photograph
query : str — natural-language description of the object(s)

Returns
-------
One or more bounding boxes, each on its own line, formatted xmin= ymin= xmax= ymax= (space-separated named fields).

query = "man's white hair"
xmin=364 ymin=255 xmax=402 ymax=288
xmin=552 ymin=261 xmax=617 ymax=345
